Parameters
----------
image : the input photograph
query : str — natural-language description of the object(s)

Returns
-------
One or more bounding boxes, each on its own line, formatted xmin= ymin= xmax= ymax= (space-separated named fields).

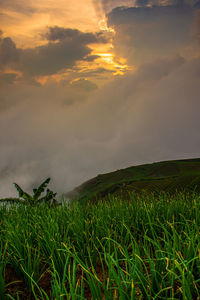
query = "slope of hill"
xmin=67 ymin=158 xmax=200 ymax=201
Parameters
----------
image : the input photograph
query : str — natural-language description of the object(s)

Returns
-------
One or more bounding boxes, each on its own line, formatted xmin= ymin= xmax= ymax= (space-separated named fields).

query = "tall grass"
xmin=0 ymin=191 xmax=199 ymax=299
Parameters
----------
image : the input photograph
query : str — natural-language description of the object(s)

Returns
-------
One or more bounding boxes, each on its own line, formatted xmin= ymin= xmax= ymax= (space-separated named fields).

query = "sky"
xmin=0 ymin=0 xmax=200 ymax=197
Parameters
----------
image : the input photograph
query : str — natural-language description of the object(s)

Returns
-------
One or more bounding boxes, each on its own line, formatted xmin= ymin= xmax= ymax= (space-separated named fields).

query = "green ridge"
xmin=67 ymin=158 xmax=200 ymax=201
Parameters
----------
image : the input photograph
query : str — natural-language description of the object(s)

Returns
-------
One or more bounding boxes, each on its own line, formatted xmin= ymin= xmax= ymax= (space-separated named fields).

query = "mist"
xmin=0 ymin=54 xmax=199 ymax=198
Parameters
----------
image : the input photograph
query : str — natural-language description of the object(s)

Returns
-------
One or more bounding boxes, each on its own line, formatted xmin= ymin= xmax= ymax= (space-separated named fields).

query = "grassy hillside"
xmin=1 ymin=159 xmax=200 ymax=299
xmin=68 ymin=158 xmax=200 ymax=201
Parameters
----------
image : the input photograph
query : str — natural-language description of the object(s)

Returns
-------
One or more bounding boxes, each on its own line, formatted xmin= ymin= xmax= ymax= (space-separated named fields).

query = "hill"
xmin=67 ymin=158 xmax=200 ymax=201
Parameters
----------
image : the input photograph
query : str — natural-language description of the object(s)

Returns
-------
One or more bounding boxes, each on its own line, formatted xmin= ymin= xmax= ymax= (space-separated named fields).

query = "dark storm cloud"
xmin=93 ymin=0 xmax=195 ymax=15
xmin=46 ymin=27 xmax=94 ymax=42
xmin=107 ymin=2 xmax=195 ymax=65
xmin=107 ymin=2 xmax=193 ymax=26
xmin=0 ymin=27 xmax=108 ymax=77
xmin=19 ymin=39 xmax=92 ymax=76
xmin=0 ymin=34 xmax=20 ymax=69
xmin=45 ymin=26 xmax=109 ymax=43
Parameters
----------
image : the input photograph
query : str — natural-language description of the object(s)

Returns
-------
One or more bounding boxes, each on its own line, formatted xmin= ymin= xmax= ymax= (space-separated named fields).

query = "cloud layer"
xmin=107 ymin=1 xmax=197 ymax=65
xmin=0 ymin=27 xmax=110 ymax=77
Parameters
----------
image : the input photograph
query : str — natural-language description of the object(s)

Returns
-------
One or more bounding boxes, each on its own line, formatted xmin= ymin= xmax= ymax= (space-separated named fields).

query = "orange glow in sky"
xmin=0 ymin=0 xmax=101 ymax=46
xmin=0 ymin=0 xmax=129 ymax=82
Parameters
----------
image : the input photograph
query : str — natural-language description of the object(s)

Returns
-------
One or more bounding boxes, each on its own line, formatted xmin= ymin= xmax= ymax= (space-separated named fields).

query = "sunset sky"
xmin=0 ymin=0 xmax=200 ymax=196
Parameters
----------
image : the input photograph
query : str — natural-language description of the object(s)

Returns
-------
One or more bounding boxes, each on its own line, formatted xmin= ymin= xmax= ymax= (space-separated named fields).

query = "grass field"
xmin=0 ymin=190 xmax=200 ymax=299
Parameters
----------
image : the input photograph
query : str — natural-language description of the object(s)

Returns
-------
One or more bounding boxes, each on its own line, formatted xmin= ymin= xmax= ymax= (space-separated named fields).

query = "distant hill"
xmin=66 ymin=158 xmax=200 ymax=201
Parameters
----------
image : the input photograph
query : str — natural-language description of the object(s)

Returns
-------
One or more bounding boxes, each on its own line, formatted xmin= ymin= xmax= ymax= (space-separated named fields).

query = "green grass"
xmin=67 ymin=158 xmax=200 ymax=201
xmin=0 ymin=190 xmax=200 ymax=299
